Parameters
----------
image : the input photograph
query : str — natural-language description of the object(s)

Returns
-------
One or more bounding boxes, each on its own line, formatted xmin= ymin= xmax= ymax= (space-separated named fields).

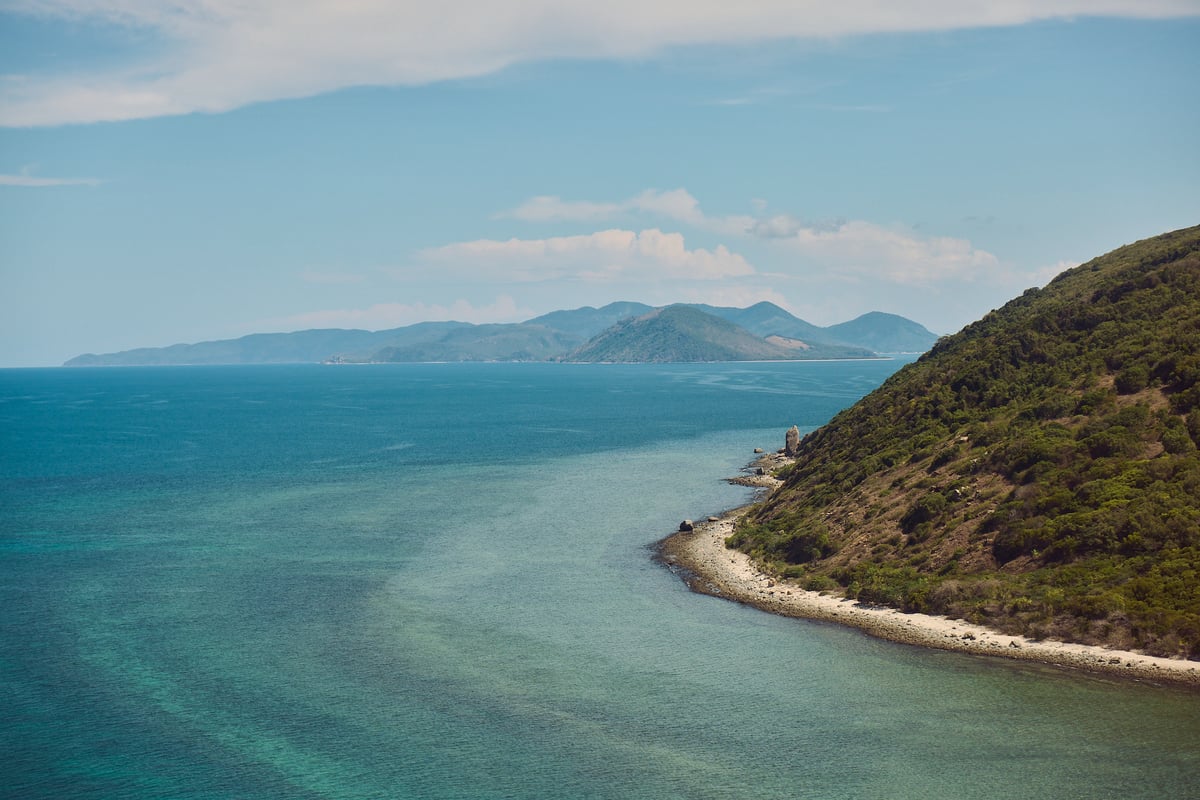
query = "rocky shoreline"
xmin=657 ymin=452 xmax=1200 ymax=689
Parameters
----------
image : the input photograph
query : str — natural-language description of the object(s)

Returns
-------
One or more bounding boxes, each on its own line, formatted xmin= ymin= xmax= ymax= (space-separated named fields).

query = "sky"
xmin=1 ymin=2 xmax=1198 ymax=367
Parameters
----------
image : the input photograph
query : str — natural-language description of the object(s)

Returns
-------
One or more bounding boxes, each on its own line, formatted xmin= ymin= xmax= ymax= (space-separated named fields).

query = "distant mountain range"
xmin=64 ymin=302 xmax=939 ymax=366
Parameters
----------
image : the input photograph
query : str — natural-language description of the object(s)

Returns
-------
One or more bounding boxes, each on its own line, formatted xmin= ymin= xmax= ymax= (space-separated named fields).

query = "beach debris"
xmin=785 ymin=425 xmax=801 ymax=456
xmin=678 ymin=519 xmax=695 ymax=532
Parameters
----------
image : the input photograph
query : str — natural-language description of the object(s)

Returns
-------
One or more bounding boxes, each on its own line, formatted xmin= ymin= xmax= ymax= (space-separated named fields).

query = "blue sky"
xmin=2 ymin=3 xmax=1198 ymax=367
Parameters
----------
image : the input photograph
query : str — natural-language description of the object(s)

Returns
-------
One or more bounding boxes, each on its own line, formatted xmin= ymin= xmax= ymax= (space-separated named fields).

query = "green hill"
xmin=565 ymin=305 xmax=872 ymax=362
xmin=823 ymin=311 xmax=940 ymax=353
xmin=64 ymin=323 xmax=472 ymax=366
xmin=525 ymin=302 xmax=655 ymax=340
xmin=730 ymin=225 xmax=1200 ymax=658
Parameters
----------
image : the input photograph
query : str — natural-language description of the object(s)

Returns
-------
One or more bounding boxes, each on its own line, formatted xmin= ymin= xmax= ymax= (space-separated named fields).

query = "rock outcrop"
xmin=784 ymin=425 xmax=800 ymax=457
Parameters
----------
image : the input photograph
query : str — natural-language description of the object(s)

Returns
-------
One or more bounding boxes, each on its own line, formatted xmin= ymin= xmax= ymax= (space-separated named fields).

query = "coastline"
xmin=658 ymin=470 xmax=1200 ymax=689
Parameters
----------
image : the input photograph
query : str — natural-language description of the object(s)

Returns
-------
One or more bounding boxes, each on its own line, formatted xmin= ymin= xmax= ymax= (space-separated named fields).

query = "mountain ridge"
xmin=65 ymin=302 xmax=937 ymax=366
xmin=563 ymin=305 xmax=873 ymax=363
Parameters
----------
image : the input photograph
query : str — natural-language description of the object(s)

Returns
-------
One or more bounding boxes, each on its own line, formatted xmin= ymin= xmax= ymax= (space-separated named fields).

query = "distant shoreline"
xmin=51 ymin=357 xmax=903 ymax=369
xmin=657 ymin=462 xmax=1200 ymax=689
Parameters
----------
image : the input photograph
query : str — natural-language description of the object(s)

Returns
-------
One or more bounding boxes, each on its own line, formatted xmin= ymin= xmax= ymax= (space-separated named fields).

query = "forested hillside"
xmin=731 ymin=225 xmax=1200 ymax=658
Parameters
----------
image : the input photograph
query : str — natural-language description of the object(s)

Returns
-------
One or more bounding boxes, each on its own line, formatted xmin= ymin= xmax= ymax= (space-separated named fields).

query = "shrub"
xmin=1076 ymin=388 xmax=1113 ymax=415
xmin=900 ymin=492 xmax=947 ymax=533
xmin=783 ymin=528 xmax=837 ymax=564
xmin=1115 ymin=363 xmax=1150 ymax=394
xmin=1163 ymin=427 xmax=1196 ymax=455
xmin=992 ymin=519 xmax=1054 ymax=563
xmin=1172 ymin=385 xmax=1200 ymax=414
xmin=802 ymin=574 xmax=838 ymax=592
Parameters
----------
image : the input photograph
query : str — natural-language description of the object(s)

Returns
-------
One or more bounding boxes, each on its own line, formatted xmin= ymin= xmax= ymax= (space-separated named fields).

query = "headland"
xmin=658 ymin=456 xmax=1200 ymax=688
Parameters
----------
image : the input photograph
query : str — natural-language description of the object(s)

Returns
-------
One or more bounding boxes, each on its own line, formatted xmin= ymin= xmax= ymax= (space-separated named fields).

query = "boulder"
xmin=678 ymin=519 xmax=694 ymax=532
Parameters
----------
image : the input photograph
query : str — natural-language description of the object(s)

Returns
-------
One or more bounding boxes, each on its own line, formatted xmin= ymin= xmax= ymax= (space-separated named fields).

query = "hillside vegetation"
xmin=731 ymin=225 xmax=1200 ymax=658
xmin=373 ymin=323 xmax=577 ymax=362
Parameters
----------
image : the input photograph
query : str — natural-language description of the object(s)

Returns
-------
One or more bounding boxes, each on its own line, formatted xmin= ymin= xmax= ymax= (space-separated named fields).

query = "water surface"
xmin=3 ymin=362 xmax=1197 ymax=799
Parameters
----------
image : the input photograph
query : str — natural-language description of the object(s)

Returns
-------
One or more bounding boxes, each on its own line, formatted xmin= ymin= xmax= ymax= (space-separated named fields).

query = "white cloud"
xmin=749 ymin=214 xmax=810 ymax=238
xmin=628 ymin=188 xmax=706 ymax=227
xmin=503 ymin=188 xmax=754 ymax=235
xmin=501 ymin=190 xmax=998 ymax=286
xmin=5 ymin=1 xmax=1196 ymax=126
xmin=421 ymin=228 xmax=755 ymax=282
xmin=259 ymin=295 xmax=532 ymax=331
xmin=0 ymin=171 xmax=100 ymax=187
xmin=767 ymin=220 xmax=999 ymax=284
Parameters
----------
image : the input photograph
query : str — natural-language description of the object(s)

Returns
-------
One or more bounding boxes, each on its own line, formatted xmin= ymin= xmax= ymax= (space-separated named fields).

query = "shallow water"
xmin=3 ymin=362 xmax=1197 ymax=799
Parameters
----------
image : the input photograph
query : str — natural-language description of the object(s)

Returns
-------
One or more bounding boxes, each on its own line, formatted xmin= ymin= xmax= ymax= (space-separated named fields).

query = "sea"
xmin=2 ymin=361 xmax=1198 ymax=800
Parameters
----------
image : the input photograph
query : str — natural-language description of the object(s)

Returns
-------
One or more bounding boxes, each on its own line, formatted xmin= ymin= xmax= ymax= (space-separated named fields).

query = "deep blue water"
xmin=2 ymin=362 xmax=1198 ymax=799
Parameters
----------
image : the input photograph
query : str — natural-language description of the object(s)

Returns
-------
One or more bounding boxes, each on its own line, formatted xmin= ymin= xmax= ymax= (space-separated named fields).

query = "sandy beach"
xmin=659 ymin=493 xmax=1200 ymax=688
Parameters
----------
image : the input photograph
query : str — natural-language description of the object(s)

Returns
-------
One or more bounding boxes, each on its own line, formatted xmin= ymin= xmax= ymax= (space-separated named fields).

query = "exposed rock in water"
xmin=678 ymin=520 xmax=695 ymax=532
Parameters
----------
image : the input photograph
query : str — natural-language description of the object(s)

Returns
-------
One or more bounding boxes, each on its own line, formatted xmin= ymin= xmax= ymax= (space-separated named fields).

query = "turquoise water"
xmin=2 ymin=362 xmax=1197 ymax=799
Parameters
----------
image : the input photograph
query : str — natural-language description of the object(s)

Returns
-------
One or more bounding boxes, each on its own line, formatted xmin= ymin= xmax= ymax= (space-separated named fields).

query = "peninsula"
xmin=662 ymin=225 xmax=1200 ymax=686
xmin=659 ymin=462 xmax=1200 ymax=687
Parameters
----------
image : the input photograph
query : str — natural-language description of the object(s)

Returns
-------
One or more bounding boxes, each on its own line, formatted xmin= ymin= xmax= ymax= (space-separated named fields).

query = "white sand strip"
xmin=660 ymin=509 xmax=1200 ymax=688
